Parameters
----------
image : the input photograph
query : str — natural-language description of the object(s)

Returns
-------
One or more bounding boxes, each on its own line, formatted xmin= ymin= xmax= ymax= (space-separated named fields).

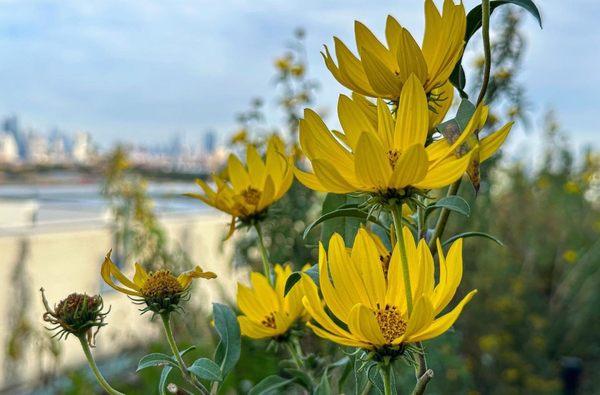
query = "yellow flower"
xmin=300 ymin=228 xmax=476 ymax=350
xmin=230 ymin=129 xmax=248 ymax=145
xmin=187 ymin=135 xmax=294 ymax=228
xmin=101 ymin=251 xmax=216 ymax=313
xmin=295 ymin=76 xmax=512 ymax=196
xmin=562 ymin=250 xmax=577 ymax=264
xmin=237 ymin=265 xmax=307 ymax=339
xmin=322 ymin=0 xmax=465 ymax=100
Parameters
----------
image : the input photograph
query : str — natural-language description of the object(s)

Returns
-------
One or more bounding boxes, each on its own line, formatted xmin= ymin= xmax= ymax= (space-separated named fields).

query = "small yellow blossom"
xmin=101 ymin=251 xmax=216 ymax=313
xmin=562 ymin=250 xmax=577 ymax=263
xmin=187 ymin=135 xmax=294 ymax=232
xmin=237 ymin=264 xmax=307 ymax=340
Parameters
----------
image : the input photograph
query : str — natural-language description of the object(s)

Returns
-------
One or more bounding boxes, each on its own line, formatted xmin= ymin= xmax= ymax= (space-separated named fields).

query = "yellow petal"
xmin=414 ymin=152 xmax=471 ymax=190
xmin=354 ymin=132 xmax=392 ymax=189
xmin=238 ymin=316 xmax=277 ymax=339
xmin=388 ymin=144 xmax=428 ymax=189
xmin=100 ymin=252 xmax=141 ymax=296
xmin=306 ymin=321 xmax=369 ymax=348
xmin=408 ymin=290 xmax=477 ymax=343
xmin=331 ymin=38 xmax=374 ymax=96
xmin=294 ymin=167 xmax=327 ymax=192
xmin=246 ymin=145 xmax=266 ymax=188
xmin=361 ymin=47 xmax=401 ymax=96
xmin=385 ymin=15 xmax=402 ymax=57
xmin=348 ymin=304 xmax=386 ymax=346
xmin=402 ymin=296 xmax=434 ymax=341
xmin=177 ymin=266 xmax=217 ymax=289
xmin=301 ymin=275 xmax=353 ymax=338
xmin=355 ymin=21 xmax=396 ymax=70
xmin=396 ymin=28 xmax=428 ymax=84
xmin=351 ymin=229 xmax=387 ymax=307
xmin=480 ymin=122 xmax=513 ymax=162
xmin=133 ymin=263 xmax=148 ymax=288
xmin=338 ymin=95 xmax=376 ymax=149
xmin=376 ymin=98 xmax=394 ymax=149
xmin=312 ymin=159 xmax=357 ymax=193
xmin=227 ymin=154 xmax=251 ymax=193
xmin=394 ymin=74 xmax=429 ymax=151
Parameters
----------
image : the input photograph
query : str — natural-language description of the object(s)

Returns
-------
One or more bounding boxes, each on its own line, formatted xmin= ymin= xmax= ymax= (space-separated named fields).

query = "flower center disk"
xmin=141 ymin=270 xmax=183 ymax=299
xmin=375 ymin=305 xmax=407 ymax=344
xmin=242 ymin=187 xmax=262 ymax=206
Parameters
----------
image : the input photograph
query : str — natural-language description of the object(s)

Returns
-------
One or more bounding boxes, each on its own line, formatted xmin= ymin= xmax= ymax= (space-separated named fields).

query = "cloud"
xmin=0 ymin=0 xmax=595 ymax=149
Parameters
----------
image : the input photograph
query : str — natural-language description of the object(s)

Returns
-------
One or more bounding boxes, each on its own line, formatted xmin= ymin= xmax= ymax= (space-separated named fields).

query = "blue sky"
xmin=0 ymin=0 xmax=597 ymax=152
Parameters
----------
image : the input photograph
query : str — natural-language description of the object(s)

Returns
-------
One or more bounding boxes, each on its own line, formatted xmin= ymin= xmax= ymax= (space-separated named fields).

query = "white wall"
xmin=0 ymin=211 xmax=240 ymax=391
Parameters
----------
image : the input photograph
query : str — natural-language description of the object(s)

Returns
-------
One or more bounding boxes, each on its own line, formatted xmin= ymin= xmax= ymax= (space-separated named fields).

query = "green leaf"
xmin=158 ymin=366 xmax=173 ymax=395
xmin=249 ymin=375 xmax=295 ymax=395
xmin=426 ymin=196 xmax=471 ymax=218
xmin=213 ymin=303 xmax=241 ymax=378
xmin=136 ymin=353 xmax=177 ymax=372
xmin=188 ymin=358 xmax=222 ymax=382
xmin=466 ymin=0 xmax=542 ymax=43
xmin=443 ymin=231 xmax=504 ymax=247
xmin=283 ymin=368 xmax=312 ymax=390
xmin=316 ymin=193 xmax=367 ymax=247
xmin=314 ymin=371 xmax=332 ymax=395
xmin=178 ymin=345 xmax=196 ymax=358
xmin=283 ymin=264 xmax=319 ymax=296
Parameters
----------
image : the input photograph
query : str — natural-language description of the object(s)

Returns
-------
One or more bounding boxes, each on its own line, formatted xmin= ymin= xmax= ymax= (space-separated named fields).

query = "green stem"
xmin=160 ymin=314 xmax=208 ymax=395
xmin=360 ymin=380 xmax=373 ymax=395
xmin=254 ymin=222 xmax=273 ymax=285
xmin=390 ymin=203 xmax=413 ymax=314
xmin=476 ymin=0 xmax=492 ymax=106
xmin=78 ymin=336 xmax=125 ymax=395
xmin=379 ymin=363 xmax=392 ymax=395
xmin=284 ymin=341 xmax=304 ymax=369
xmin=427 ymin=180 xmax=462 ymax=254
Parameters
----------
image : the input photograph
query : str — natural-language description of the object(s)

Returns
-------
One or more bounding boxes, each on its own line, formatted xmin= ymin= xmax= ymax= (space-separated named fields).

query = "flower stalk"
xmin=390 ymin=202 xmax=413 ymax=314
xmin=78 ymin=335 xmax=125 ymax=395
xmin=160 ymin=313 xmax=208 ymax=395
xmin=379 ymin=362 xmax=392 ymax=395
xmin=254 ymin=222 xmax=273 ymax=285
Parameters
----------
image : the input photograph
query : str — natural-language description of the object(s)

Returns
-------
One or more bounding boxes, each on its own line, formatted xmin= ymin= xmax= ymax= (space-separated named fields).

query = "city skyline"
xmin=0 ymin=0 xmax=597 ymax=153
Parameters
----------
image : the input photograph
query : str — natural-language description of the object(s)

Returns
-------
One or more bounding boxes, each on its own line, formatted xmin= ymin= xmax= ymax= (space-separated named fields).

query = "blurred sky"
xmin=0 ymin=0 xmax=597 ymax=152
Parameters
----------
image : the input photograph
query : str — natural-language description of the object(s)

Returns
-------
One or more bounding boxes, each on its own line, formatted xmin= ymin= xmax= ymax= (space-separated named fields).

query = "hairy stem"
xmin=380 ymin=362 xmax=392 ymax=395
xmin=411 ymin=370 xmax=434 ymax=395
xmin=160 ymin=314 xmax=208 ymax=395
xmin=390 ymin=203 xmax=413 ymax=314
xmin=427 ymin=180 xmax=462 ymax=253
xmin=78 ymin=336 xmax=125 ymax=395
xmin=476 ymin=0 xmax=493 ymax=106
xmin=254 ymin=222 xmax=273 ymax=285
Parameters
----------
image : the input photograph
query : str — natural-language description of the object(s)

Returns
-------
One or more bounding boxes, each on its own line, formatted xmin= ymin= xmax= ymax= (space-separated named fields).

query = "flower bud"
xmin=41 ymin=288 xmax=109 ymax=346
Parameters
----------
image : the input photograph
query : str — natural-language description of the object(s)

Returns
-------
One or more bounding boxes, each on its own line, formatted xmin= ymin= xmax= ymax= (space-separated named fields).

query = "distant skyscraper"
xmin=0 ymin=132 xmax=19 ymax=163
xmin=2 ymin=115 xmax=26 ymax=159
xmin=204 ymin=130 xmax=216 ymax=154
xmin=71 ymin=132 xmax=93 ymax=163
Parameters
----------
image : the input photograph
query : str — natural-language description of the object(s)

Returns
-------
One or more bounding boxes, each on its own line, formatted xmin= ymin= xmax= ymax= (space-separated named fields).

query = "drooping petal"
xmin=227 ymin=155 xmax=251 ymax=193
xmin=396 ymin=28 xmax=428 ymax=84
xmin=394 ymin=75 xmax=429 ymax=151
xmin=351 ymin=229 xmax=387 ymax=307
xmin=354 ymin=132 xmax=392 ymax=189
xmin=312 ymin=159 xmax=358 ymax=193
xmin=348 ymin=304 xmax=386 ymax=346
xmin=408 ymin=290 xmax=477 ymax=343
xmin=480 ymin=122 xmax=513 ymax=162
xmin=414 ymin=152 xmax=471 ymax=190
xmin=177 ymin=266 xmax=217 ymax=289
xmin=388 ymin=144 xmax=428 ymax=189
